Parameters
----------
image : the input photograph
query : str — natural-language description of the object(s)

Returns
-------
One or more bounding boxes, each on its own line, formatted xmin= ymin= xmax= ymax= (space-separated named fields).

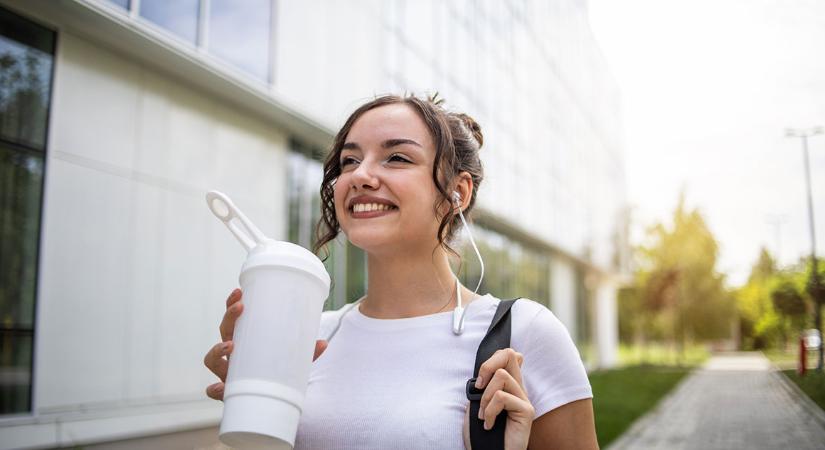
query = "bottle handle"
xmin=206 ymin=190 xmax=267 ymax=252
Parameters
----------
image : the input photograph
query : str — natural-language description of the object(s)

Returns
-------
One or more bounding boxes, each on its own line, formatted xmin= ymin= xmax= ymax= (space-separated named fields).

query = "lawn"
xmin=618 ymin=342 xmax=710 ymax=367
xmin=590 ymin=365 xmax=692 ymax=448
xmin=762 ymin=348 xmax=799 ymax=370
xmin=781 ymin=369 xmax=825 ymax=412
xmin=762 ymin=348 xmax=825 ymax=411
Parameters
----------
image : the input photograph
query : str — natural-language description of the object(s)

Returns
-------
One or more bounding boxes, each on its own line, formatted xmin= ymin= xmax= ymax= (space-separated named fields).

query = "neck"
xmin=357 ymin=244 xmax=481 ymax=319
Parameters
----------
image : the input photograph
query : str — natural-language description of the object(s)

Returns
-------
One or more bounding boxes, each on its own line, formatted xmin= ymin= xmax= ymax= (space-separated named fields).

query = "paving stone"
xmin=606 ymin=352 xmax=825 ymax=450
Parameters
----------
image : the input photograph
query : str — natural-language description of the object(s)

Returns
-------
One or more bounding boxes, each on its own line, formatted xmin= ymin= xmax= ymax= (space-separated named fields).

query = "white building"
xmin=0 ymin=0 xmax=627 ymax=448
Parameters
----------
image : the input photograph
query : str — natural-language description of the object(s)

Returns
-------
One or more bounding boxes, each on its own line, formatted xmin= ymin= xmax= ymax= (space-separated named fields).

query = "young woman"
xmin=204 ymin=95 xmax=599 ymax=449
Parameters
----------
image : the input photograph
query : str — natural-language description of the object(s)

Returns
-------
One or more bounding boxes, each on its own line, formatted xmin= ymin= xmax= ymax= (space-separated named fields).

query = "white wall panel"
xmin=35 ymin=31 xmax=290 ymax=413
xmin=52 ymin=34 xmax=139 ymax=171
xmin=36 ymin=159 xmax=131 ymax=410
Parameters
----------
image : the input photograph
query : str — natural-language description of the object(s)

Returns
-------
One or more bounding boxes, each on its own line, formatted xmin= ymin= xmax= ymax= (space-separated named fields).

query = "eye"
xmin=388 ymin=154 xmax=411 ymax=163
xmin=340 ymin=156 xmax=359 ymax=168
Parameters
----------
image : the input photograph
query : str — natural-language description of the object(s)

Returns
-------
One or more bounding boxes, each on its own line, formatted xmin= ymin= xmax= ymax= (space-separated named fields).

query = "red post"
xmin=798 ymin=336 xmax=807 ymax=377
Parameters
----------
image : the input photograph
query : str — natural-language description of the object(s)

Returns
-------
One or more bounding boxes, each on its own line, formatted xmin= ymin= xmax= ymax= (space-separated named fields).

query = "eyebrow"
xmin=341 ymin=138 xmax=423 ymax=151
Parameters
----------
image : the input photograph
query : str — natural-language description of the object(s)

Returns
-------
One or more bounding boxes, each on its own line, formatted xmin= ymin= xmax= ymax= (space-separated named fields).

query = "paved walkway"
xmin=607 ymin=352 xmax=825 ymax=450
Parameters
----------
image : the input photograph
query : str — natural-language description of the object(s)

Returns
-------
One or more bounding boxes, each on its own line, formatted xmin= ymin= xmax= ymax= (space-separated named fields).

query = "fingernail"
xmin=475 ymin=376 xmax=483 ymax=388
xmin=478 ymin=408 xmax=484 ymax=420
xmin=222 ymin=342 xmax=230 ymax=352
xmin=484 ymin=420 xmax=491 ymax=430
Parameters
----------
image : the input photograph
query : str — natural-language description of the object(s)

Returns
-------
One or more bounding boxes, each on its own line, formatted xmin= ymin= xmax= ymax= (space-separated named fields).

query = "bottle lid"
xmin=242 ymin=240 xmax=331 ymax=288
xmin=206 ymin=190 xmax=330 ymax=289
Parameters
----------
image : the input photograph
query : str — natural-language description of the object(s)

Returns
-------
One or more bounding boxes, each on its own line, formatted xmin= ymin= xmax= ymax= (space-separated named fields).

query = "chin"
xmin=344 ymin=228 xmax=395 ymax=250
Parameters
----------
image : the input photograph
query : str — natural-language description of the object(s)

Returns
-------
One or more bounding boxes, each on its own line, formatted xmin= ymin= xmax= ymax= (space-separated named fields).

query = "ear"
xmin=454 ymin=172 xmax=473 ymax=211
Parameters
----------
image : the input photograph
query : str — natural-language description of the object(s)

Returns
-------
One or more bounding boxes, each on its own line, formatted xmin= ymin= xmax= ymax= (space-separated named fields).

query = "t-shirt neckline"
xmin=348 ymin=293 xmax=496 ymax=331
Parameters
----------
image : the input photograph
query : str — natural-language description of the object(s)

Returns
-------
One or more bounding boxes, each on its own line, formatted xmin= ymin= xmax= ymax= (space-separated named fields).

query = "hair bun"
xmin=456 ymin=113 xmax=484 ymax=149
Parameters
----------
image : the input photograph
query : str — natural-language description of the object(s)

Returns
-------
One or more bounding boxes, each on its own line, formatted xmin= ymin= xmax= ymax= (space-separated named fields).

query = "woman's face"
xmin=333 ymin=103 xmax=446 ymax=254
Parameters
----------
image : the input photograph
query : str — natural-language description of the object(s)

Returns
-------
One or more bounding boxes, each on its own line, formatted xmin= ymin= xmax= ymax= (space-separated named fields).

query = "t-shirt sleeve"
xmin=515 ymin=301 xmax=593 ymax=418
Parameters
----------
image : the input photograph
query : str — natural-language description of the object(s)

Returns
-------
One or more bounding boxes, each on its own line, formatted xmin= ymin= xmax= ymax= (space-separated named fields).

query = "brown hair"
xmin=312 ymin=94 xmax=484 ymax=259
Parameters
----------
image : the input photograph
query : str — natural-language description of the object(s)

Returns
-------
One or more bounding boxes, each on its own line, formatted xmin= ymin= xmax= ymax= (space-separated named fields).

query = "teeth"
xmin=353 ymin=203 xmax=395 ymax=213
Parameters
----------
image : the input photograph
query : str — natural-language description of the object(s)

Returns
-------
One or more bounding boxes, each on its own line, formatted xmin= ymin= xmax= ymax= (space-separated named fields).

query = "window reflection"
xmin=287 ymin=141 xmax=366 ymax=310
xmin=106 ymin=0 xmax=129 ymax=9
xmin=140 ymin=0 xmax=199 ymax=44
xmin=457 ymin=226 xmax=551 ymax=307
xmin=0 ymin=6 xmax=51 ymax=415
xmin=209 ymin=0 xmax=271 ymax=81
xmin=0 ymin=11 xmax=54 ymax=150
xmin=0 ymin=149 xmax=43 ymax=416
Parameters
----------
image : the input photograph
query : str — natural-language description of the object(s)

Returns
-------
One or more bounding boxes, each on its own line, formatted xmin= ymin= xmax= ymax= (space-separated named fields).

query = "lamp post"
xmin=786 ymin=126 xmax=824 ymax=371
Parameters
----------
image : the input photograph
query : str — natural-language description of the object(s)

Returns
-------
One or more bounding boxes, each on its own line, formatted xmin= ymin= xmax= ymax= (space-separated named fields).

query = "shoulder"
xmin=503 ymin=297 xmax=593 ymax=417
xmin=507 ymin=298 xmax=568 ymax=341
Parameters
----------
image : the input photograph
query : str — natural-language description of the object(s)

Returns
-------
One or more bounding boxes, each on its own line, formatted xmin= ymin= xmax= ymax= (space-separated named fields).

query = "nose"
xmin=350 ymin=158 xmax=380 ymax=190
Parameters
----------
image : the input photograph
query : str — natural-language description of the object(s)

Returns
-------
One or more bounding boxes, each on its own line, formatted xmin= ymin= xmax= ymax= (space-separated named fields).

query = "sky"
xmin=588 ymin=0 xmax=825 ymax=286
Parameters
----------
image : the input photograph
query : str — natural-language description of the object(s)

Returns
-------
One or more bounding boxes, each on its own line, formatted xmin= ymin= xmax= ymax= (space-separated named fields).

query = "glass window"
xmin=575 ymin=268 xmax=594 ymax=365
xmin=106 ymin=0 xmax=130 ymax=9
xmin=287 ymin=139 xmax=366 ymax=310
xmin=208 ymin=0 xmax=271 ymax=81
xmin=0 ymin=6 xmax=52 ymax=415
xmin=457 ymin=226 xmax=551 ymax=307
xmin=140 ymin=0 xmax=200 ymax=44
xmin=0 ymin=8 xmax=55 ymax=150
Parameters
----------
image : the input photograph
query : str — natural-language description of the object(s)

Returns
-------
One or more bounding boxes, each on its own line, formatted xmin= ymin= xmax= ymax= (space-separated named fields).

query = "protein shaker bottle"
xmin=206 ymin=190 xmax=330 ymax=450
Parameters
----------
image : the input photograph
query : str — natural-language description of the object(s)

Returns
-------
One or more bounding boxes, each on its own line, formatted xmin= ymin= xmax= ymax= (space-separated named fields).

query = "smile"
xmin=350 ymin=202 xmax=398 ymax=218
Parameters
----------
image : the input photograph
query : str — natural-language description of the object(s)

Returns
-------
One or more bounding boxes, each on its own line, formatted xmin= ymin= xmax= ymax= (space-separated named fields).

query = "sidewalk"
xmin=607 ymin=352 xmax=825 ymax=450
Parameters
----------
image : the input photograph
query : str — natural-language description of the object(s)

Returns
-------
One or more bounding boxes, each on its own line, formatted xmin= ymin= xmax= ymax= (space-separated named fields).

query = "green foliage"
xmin=621 ymin=192 xmax=734 ymax=348
xmin=771 ymin=278 xmax=806 ymax=317
xmin=735 ymin=250 xmax=819 ymax=350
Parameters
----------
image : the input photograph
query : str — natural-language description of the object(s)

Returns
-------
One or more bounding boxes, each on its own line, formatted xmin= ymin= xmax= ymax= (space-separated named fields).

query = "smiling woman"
xmin=204 ymin=94 xmax=598 ymax=450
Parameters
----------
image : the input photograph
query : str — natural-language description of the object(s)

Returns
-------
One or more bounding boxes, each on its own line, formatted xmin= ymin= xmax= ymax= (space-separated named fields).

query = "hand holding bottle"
xmin=203 ymin=288 xmax=328 ymax=401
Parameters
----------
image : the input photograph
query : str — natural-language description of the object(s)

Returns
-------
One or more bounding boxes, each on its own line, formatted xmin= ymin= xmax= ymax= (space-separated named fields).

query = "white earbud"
xmin=450 ymin=189 xmax=485 ymax=335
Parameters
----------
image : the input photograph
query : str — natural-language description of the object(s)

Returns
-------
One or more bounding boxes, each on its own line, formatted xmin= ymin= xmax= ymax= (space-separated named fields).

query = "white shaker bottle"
xmin=206 ymin=191 xmax=330 ymax=450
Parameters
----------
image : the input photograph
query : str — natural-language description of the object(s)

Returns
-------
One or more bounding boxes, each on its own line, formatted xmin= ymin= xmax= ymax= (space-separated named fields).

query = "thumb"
xmin=313 ymin=339 xmax=328 ymax=361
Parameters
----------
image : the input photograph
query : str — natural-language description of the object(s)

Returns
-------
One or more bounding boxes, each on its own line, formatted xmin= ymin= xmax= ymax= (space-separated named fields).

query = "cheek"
xmin=332 ymin=178 xmax=349 ymax=219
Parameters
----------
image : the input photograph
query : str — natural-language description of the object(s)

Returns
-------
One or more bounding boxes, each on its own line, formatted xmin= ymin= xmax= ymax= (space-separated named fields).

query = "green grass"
xmin=762 ymin=348 xmax=798 ymax=369
xmin=590 ymin=365 xmax=692 ymax=448
xmin=618 ymin=343 xmax=710 ymax=367
xmin=781 ymin=369 xmax=825 ymax=412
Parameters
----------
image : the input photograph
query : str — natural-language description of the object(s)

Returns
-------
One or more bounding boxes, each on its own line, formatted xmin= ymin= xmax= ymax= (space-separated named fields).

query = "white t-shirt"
xmin=294 ymin=294 xmax=592 ymax=450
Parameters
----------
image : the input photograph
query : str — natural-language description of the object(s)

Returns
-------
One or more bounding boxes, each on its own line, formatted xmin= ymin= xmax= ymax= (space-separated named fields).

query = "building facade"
xmin=0 ymin=0 xmax=627 ymax=448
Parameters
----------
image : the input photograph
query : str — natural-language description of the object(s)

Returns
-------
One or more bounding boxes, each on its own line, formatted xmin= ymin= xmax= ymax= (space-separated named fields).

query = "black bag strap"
xmin=465 ymin=298 xmax=519 ymax=450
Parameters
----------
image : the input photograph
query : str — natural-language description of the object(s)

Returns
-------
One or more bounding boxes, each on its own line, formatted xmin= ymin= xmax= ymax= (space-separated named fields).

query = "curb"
xmin=768 ymin=364 xmax=825 ymax=431
xmin=603 ymin=368 xmax=698 ymax=450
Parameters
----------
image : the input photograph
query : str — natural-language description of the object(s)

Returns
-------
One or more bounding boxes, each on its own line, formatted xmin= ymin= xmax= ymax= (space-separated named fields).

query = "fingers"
xmin=205 ymin=382 xmax=225 ymax=401
xmin=313 ymin=340 xmax=328 ymax=361
xmin=220 ymin=290 xmax=244 ymax=342
xmin=226 ymin=288 xmax=242 ymax=308
xmin=481 ymin=390 xmax=535 ymax=430
xmin=478 ymin=367 xmax=529 ymax=422
xmin=476 ymin=348 xmax=524 ymax=390
xmin=204 ymin=340 xmax=233 ymax=381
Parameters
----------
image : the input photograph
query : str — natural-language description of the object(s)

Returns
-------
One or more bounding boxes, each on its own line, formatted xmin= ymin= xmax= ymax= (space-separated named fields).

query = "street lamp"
xmin=786 ymin=126 xmax=824 ymax=371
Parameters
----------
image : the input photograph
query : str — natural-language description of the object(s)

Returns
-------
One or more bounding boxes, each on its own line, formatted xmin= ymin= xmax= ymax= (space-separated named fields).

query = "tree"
xmin=770 ymin=275 xmax=808 ymax=347
xmin=627 ymin=192 xmax=734 ymax=353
